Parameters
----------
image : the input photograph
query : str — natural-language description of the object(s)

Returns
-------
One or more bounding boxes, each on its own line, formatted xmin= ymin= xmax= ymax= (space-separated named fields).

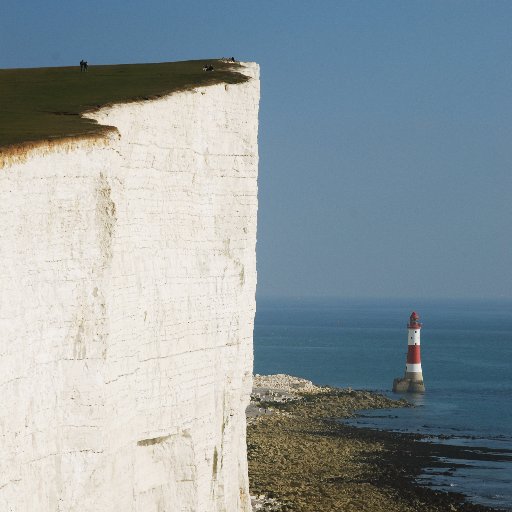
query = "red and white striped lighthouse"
xmin=405 ymin=312 xmax=423 ymax=381
xmin=393 ymin=311 xmax=426 ymax=393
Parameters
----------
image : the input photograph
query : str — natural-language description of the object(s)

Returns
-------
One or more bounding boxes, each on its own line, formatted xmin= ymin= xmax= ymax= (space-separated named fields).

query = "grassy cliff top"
xmin=0 ymin=59 xmax=248 ymax=150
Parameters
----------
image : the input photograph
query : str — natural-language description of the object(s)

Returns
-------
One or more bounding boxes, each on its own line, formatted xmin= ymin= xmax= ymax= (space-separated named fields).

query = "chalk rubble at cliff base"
xmin=253 ymin=373 xmax=333 ymax=394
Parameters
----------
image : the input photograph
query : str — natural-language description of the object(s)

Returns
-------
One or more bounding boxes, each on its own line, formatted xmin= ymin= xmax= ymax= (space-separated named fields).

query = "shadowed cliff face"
xmin=0 ymin=63 xmax=259 ymax=512
xmin=95 ymin=172 xmax=117 ymax=263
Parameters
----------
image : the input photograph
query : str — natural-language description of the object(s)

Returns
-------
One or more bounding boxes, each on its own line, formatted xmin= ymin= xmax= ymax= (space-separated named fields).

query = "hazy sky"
xmin=2 ymin=1 xmax=511 ymax=299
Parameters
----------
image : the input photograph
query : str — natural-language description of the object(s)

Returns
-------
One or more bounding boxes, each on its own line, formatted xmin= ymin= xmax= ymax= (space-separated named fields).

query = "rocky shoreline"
xmin=247 ymin=374 xmax=506 ymax=512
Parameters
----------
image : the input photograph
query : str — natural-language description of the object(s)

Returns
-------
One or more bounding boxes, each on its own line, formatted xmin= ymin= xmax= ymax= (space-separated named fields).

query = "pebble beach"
xmin=247 ymin=375 xmax=505 ymax=512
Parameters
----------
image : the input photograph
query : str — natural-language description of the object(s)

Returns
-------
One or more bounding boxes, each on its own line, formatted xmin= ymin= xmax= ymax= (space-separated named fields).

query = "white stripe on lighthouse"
xmin=406 ymin=363 xmax=422 ymax=372
xmin=407 ymin=329 xmax=421 ymax=345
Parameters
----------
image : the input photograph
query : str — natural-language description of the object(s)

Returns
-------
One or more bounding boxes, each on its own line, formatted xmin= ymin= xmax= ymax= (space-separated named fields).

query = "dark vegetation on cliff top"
xmin=0 ymin=59 xmax=248 ymax=150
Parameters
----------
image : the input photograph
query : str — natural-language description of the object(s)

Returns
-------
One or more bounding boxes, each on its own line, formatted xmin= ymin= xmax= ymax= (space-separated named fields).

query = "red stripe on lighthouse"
xmin=407 ymin=345 xmax=421 ymax=364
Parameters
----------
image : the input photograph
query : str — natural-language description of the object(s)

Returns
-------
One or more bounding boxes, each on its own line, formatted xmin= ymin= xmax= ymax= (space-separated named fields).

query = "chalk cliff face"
xmin=0 ymin=63 xmax=259 ymax=511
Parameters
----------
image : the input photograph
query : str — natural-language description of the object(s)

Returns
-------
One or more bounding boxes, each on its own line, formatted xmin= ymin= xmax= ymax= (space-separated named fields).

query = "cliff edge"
xmin=0 ymin=59 xmax=248 ymax=158
xmin=0 ymin=62 xmax=259 ymax=511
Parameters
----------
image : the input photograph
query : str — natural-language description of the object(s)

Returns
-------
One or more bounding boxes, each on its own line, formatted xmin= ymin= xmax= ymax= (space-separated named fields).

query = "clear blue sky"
xmin=2 ymin=1 xmax=511 ymax=299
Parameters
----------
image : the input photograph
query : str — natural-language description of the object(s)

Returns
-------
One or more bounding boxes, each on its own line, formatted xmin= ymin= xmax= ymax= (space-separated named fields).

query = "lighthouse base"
xmin=392 ymin=377 xmax=425 ymax=394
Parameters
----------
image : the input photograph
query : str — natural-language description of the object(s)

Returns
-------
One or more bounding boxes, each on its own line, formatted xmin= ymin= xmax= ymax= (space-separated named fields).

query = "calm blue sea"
xmin=254 ymin=298 xmax=512 ymax=511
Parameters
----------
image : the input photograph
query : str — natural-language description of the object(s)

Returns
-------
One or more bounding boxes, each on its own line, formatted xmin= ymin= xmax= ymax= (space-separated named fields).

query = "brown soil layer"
xmin=247 ymin=389 xmax=506 ymax=512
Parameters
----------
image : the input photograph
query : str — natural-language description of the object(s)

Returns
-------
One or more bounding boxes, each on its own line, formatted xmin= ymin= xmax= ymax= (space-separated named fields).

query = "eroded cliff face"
xmin=0 ymin=63 xmax=259 ymax=512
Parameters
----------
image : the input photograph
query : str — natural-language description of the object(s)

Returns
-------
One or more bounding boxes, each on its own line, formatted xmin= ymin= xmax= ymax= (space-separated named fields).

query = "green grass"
xmin=0 ymin=59 xmax=248 ymax=150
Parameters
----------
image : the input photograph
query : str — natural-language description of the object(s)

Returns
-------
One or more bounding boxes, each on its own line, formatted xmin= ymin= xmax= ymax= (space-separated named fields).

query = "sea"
xmin=253 ymin=298 xmax=512 ymax=511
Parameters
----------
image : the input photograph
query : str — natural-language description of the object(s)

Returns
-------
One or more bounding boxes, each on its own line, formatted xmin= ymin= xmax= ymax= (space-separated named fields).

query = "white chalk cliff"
xmin=0 ymin=63 xmax=259 ymax=511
